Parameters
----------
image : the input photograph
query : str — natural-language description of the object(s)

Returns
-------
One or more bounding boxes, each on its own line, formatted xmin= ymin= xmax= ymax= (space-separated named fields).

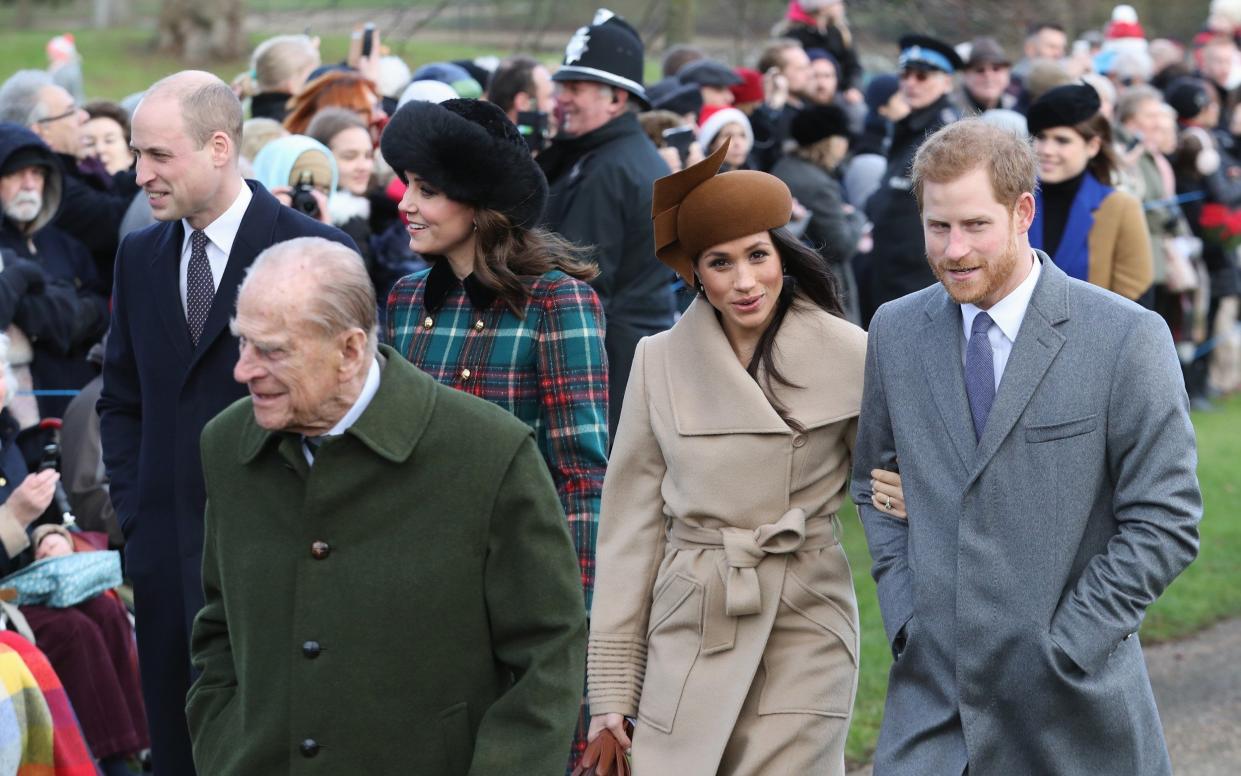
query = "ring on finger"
xmin=884 ymin=495 xmax=893 ymax=510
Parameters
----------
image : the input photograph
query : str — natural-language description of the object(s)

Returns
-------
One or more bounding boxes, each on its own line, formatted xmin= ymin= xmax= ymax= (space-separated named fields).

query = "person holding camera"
xmin=251 ymin=133 xmax=336 ymax=226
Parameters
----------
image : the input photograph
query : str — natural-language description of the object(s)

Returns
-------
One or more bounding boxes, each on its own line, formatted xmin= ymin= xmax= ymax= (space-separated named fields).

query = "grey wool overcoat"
xmin=589 ymin=298 xmax=868 ymax=775
xmin=187 ymin=346 xmax=587 ymax=775
xmin=851 ymin=254 xmax=1201 ymax=775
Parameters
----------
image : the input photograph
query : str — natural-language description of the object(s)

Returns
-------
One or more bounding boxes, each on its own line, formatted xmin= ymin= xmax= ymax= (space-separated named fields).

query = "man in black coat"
xmin=538 ymin=10 xmax=673 ymax=436
xmin=0 ymin=70 xmax=139 ymax=292
xmin=863 ymin=35 xmax=962 ymax=325
xmin=0 ymin=124 xmax=108 ymax=420
xmin=97 ymin=71 xmax=355 ymax=776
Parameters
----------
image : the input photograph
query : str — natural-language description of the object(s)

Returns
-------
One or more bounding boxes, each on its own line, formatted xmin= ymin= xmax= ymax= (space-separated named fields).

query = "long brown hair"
xmin=1072 ymin=112 xmax=1119 ymax=184
xmin=469 ymin=209 xmax=599 ymax=317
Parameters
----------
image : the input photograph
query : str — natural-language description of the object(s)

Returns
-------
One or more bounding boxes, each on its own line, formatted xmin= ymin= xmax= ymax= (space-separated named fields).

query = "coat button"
xmin=474 ymin=319 xmax=485 ymax=330
xmin=460 ymin=368 xmax=472 ymax=381
xmin=0 ymin=477 xmax=6 ymax=487
xmin=423 ymin=316 xmax=434 ymax=329
xmin=792 ymin=434 xmax=807 ymax=448
xmin=310 ymin=541 xmax=330 ymax=560
xmin=302 ymin=640 xmax=321 ymax=659
xmin=300 ymin=739 xmax=319 ymax=758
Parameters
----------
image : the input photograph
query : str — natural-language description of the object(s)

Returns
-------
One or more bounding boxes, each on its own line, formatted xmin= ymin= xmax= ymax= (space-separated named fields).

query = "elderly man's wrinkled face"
xmin=231 ymin=271 xmax=354 ymax=436
xmin=32 ymin=85 xmax=87 ymax=156
xmin=0 ymin=165 xmax=45 ymax=224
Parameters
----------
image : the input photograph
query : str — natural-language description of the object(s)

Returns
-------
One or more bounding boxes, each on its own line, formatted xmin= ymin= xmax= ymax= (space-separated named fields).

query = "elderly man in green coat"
xmin=187 ymin=237 xmax=587 ymax=775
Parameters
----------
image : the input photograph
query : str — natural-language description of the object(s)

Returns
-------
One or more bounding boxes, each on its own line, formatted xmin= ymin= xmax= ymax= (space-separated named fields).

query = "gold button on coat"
xmin=423 ymin=317 xmax=434 ymax=329
xmin=474 ymin=320 xmax=485 ymax=330
xmin=460 ymin=368 xmax=472 ymax=380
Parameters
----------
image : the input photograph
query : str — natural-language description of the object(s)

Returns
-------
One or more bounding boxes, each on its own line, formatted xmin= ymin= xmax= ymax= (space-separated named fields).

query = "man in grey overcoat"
xmin=852 ymin=118 xmax=1201 ymax=775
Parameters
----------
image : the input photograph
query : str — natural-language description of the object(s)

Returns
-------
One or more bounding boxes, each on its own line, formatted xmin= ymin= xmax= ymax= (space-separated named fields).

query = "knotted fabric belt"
xmin=665 ymin=508 xmax=839 ymax=653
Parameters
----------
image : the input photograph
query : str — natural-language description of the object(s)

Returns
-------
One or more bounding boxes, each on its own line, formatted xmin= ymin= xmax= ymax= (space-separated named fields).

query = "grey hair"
xmin=0 ymin=332 xmax=19 ymax=409
xmin=242 ymin=237 xmax=377 ymax=354
xmin=0 ymin=70 xmax=55 ymax=126
xmin=144 ymin=72 xmax=243 ymax=152
xmin=1115 ymin=85 xmax=1163 ymax=126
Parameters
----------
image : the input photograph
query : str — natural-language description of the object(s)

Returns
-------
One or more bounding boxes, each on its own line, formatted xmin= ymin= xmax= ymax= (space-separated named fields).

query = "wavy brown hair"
xmin=283 ymin=71 xmax=379 ymax=135
xmin=466 ymin=209 xmax=599 ymax=317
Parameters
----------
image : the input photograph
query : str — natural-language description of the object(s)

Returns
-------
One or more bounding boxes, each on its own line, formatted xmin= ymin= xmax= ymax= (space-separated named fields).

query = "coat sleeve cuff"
xmin=587 ymin=631 xmax=646 ymax=717
xmin=0 ymin=507 xmax=31 ymax=558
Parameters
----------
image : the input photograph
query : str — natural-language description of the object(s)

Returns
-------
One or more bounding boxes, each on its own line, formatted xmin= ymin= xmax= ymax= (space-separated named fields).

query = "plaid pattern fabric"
xmin=0 ymin=632 xmax=98 ymax=775
xmin=386 ymin=268 xmax=609 ymax=611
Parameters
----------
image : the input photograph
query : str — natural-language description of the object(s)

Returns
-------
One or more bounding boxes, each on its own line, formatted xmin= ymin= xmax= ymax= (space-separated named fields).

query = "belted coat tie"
xmin=588 ymin=297 xmax=868 ymax=774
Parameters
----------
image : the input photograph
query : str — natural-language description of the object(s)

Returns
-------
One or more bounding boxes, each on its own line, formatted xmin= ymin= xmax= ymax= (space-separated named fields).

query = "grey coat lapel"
xmin=966 ymin=254 xmax=1069 ymax=488
xmin=918 ymin=291 xmax=975 ymax=472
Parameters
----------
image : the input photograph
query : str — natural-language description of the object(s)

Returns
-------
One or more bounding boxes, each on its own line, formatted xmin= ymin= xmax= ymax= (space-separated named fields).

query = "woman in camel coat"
xmin=586 ymin=142 xmax=899 ymax=774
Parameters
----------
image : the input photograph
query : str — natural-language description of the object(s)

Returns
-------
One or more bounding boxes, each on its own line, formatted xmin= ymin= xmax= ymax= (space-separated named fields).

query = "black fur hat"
xmin=380 ymin=98 xmax=548 ymax=229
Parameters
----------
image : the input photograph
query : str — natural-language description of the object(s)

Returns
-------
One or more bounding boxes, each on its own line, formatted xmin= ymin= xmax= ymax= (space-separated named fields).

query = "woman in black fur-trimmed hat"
xmin=1026 ymin=83 xmax=1153 ymax=300
xmin=381 ymin=96 xmax=608 ymax=771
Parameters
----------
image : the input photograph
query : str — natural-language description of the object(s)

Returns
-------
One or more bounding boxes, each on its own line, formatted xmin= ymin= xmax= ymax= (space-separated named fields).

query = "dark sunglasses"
xmin=900 ymin=69 xmax=935 ymax=82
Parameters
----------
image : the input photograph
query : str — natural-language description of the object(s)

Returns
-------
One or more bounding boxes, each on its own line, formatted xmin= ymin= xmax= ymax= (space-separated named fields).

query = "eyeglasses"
xmin=900 ymin=69 xmax=934 ymax=82
xmin=35 ymin=105 xmax=80 ymax=124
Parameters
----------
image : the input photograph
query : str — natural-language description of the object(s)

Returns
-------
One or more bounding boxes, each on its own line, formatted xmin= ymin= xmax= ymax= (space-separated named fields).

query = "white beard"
xmin=3 ymin=191 xmax=41 ymax=224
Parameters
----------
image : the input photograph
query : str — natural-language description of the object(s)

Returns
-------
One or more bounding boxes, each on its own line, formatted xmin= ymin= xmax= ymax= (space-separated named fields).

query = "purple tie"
xmin=186 ymin=230 xmax=215 ymax=347
xmin=965 ymin=312 xmax=995 ymax=442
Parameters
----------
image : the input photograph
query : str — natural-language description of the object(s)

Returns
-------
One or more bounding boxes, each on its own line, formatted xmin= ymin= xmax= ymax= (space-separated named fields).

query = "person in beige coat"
xmin=586 ymin=141 xmax=900 ymax=775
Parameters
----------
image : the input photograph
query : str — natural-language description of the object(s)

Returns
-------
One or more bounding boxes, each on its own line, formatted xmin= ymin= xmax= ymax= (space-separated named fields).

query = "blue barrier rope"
xmin=17 ymin=390 xmax=81 ymax=397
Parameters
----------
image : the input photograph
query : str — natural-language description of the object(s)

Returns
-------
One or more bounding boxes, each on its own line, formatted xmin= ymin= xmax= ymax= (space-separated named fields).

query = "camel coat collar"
xmin=663 ymin=296 xmax=863 ymax=436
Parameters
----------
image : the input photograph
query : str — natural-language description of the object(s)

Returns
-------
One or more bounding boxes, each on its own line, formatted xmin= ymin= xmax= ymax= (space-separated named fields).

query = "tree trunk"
xmin=666 ymin=0 xmax=695 ymax=46
xmin=158 ymin=0 xmax=247 ymax=63
xmin=12 ymin=0 xmax=33 ymax=29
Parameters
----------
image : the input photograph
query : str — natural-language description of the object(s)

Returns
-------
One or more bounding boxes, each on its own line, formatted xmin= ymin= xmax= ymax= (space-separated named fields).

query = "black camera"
xmin=291 ymin=171 xmax=320 ymax=219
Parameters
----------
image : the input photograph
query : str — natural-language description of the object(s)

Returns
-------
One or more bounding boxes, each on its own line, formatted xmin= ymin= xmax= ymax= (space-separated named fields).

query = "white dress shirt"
xmin=179 ymin=182 xmax=252 ymax=316
xmin=960 ymin=252 xmax=1042 ymax=391
xmin=303 ymin=357 xmax=382 ymax=463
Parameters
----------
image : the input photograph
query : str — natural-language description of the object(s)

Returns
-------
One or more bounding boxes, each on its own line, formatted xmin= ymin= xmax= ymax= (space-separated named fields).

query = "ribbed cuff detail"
xmin=587 ymin=632 xmax=647 ymax=716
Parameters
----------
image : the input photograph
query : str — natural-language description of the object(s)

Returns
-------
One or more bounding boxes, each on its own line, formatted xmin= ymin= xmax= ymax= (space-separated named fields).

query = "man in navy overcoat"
xmin=98 ymin=71 xmax=355 ymax=775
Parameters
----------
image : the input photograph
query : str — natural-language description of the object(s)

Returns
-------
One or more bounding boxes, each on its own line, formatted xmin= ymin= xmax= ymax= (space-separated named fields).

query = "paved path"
xmin=848 ymin=617 xmax=1241 ymax=776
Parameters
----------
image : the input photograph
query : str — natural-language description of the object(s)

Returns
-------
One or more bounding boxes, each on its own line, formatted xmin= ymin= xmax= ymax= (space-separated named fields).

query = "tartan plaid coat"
xmin=386 ymin=263 xmax=609 ymax=609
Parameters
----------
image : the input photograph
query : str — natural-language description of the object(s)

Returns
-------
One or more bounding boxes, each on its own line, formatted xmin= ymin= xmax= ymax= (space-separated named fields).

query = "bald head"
xmin=140 ymin=70 xmax=243 ymax=153
xmin=241 ymin=237 xmax=378 ymax=353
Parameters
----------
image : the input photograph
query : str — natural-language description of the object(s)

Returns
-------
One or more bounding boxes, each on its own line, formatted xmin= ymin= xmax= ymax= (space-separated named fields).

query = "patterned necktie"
xmin=186 ymin=229 xmax=215 ymax=347
xmin=965 ymin=312 xmax=996 ymax=442
xmin=303 ymin=435 xmax=322 ymax=464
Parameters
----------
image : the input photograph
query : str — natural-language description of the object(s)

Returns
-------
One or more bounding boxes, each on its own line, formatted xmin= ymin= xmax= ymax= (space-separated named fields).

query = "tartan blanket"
xmin=0 ymin=632 xmax=97 ymax=775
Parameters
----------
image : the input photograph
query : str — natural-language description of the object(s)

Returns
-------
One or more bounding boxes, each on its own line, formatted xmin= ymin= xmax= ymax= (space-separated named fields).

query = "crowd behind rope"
xmin=0 ymin=0 xmax=1229 ymax=773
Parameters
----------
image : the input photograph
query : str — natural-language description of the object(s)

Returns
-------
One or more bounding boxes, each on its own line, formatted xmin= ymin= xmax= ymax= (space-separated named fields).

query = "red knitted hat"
xmin=730 ymin=68 xmax=764 ymax=105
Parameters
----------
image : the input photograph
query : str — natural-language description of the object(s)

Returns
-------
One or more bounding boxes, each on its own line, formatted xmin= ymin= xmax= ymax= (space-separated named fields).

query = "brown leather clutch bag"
xmin=571 ymin=721 xmax=634 ymax=776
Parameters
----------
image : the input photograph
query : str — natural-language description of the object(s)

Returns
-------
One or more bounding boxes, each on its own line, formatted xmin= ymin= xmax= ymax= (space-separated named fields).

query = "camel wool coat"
xmin=1085 ymin=190 xmax=1154 ymax=301
xmin=588 ymin=297 xmax=868 ymax=775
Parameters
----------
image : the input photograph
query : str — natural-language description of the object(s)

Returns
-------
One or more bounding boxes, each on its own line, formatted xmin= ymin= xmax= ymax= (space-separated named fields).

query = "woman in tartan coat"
xmin=381 ymin=97 xmax=607 ymax=768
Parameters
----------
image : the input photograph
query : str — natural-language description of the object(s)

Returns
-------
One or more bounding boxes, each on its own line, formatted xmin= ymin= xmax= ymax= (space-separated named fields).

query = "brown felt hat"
xmin=652 ymin=139 xmax=792 ymax=286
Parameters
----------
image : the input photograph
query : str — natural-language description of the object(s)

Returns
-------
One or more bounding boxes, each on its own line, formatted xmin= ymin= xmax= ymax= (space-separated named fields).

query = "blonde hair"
xmin=251 ymin=35 xmax=320 ymax=94
xmin=911 ymin=118 xmax=1037 ymax=210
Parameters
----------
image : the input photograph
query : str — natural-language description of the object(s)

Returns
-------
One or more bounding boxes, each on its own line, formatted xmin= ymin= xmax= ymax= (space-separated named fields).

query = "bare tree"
xmin=157 ymin=0 xmax=247 ymax=62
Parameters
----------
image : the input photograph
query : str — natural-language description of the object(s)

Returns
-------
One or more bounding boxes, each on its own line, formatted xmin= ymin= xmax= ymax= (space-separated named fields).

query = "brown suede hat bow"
xmin=652 ymin=139 xmax=793 ymax=287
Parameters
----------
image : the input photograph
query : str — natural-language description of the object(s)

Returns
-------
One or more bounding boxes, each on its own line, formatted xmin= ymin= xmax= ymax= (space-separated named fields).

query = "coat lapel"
xmin=917 ymin=290 xmax=975 ymax=472
xmin=664 ymin=298 xmax=865 ymax=435
xmin=148 ymin=219 xmax=194 ymax=362
xmin=965 ymin=255 xmax=1069 ymax=488
xmin=190 ymin=182 xmax=274 ymax=370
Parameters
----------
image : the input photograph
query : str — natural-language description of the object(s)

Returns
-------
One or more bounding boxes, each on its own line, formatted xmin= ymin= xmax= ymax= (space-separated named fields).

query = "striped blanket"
xmin=0 ymin=632 xmax=97 ymax=775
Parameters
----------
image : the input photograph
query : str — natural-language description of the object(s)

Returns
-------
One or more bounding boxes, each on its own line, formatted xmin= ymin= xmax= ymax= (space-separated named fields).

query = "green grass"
xmin=0 ymin=28 xmax=518 ymax=102
xmin=841 ymin=392 xmax=1241 ymax=765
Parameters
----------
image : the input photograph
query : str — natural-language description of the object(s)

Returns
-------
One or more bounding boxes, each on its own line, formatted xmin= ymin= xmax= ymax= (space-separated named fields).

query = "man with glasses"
xmin=862 ymin=34 xmax=961 ymax=324
xmin=955 ymin=38 xmax=1017 ymax=115
xmin=0 ymin=70 xmax=138 ymax=292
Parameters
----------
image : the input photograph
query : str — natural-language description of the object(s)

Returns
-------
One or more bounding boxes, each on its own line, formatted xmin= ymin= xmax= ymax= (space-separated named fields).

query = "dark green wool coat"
xmin=187 ymin=346 xmax=587 ymax=775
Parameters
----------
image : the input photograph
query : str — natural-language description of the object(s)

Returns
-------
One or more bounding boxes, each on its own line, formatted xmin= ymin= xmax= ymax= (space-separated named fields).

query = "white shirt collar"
xmin=961 ymin=251 xmax=1042 ymax=344
xmin=181 ymin=180 xmax=251 ymax=255
xmin=324 ymin=356 xmax=382 ymax=437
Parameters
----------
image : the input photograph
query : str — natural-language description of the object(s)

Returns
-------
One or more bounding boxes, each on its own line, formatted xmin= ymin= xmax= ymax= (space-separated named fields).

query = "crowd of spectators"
xmin=0 ymin=0 xmax=1237 ymax=772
